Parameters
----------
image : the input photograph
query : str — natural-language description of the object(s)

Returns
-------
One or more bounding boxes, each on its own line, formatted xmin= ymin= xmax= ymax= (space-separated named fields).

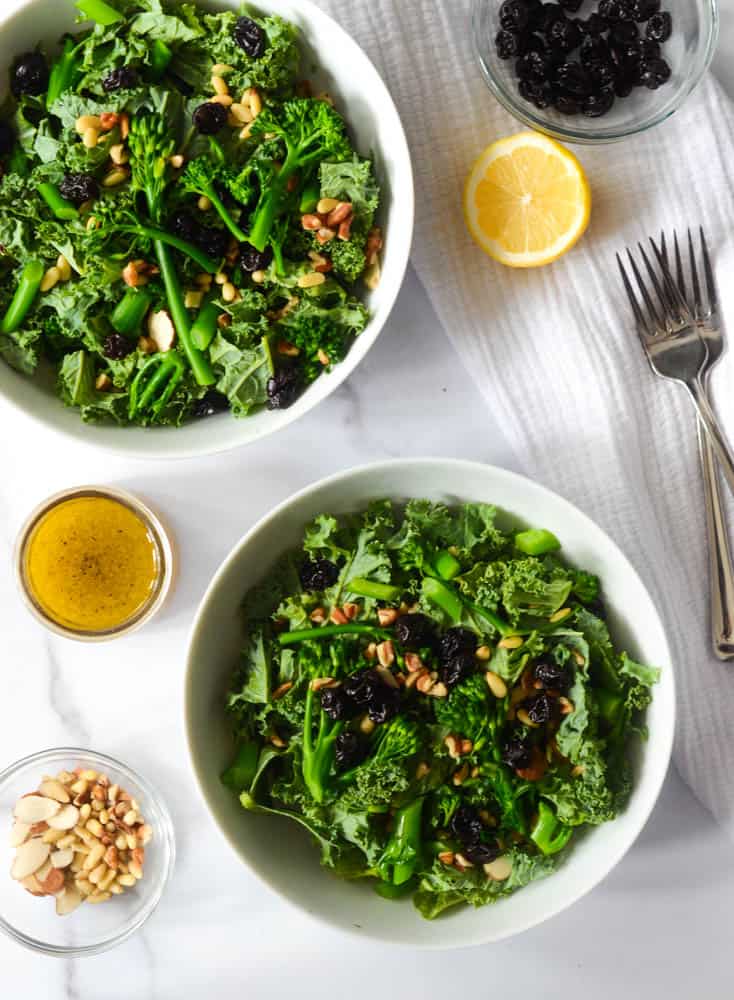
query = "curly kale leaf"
xmin=414 ymin=848 xmax=557 ymax=919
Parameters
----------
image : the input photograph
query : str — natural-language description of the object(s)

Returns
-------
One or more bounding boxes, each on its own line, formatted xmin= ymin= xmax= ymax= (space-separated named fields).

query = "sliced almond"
xmin=10 ymin=821 xmax=31 ymax=847
xmin=47 ymin=804 xmax=80 ymax=831
xmin=11 ymin=839 xmax=51 ymax=880
xmin=56 ymin=886 xmax=83 ymax=916
xmin=147 ymin=309 xmax=176 ymax=352
xmin=484 ymin=856 xmax=513 ymax=882
xmin=14 ymin=795 xmax=61 ymax=824
xmin=20 ymin=874 xmax=45 ymax=897
xmin=50 ymin=848 xmax=74 ymax=869
xmin=38 ymin=779 xmax=71 ymax=804
xmin=38 ymin=867 xmax=65 ymax=895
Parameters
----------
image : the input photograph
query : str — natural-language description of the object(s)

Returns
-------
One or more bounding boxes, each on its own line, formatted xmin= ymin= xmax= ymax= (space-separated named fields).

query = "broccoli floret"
xmin=433 ymin=674 xmax=493 ymax=744
xmin=301 ymin=684 xmax=342 ymax=804
xmin=281 ymin=312 xmax=348 ymax=383
xmin=247 ymin=99 xmax=352 ymax=251
xmin=180 ymin=142 xmax=248 ymax=242
xmin=329 ymin=239 xmax=367 ymax=283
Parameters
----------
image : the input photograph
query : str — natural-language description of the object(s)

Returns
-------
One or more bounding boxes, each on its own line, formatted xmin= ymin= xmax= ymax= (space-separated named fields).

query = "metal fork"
xmin=656 ymin=230 xmax=734 ymax=659
xmin=617 ymin=242 xmax=734 ymax=500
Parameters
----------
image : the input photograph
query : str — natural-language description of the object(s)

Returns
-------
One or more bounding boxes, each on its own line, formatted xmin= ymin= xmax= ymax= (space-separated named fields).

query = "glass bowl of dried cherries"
xmin=473 ymin=0 xmax=719 ymax=144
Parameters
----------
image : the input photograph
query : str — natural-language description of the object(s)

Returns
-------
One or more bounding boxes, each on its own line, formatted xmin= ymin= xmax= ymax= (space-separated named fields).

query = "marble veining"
xmin=1 ymin=22 xmax=734 ymax=1000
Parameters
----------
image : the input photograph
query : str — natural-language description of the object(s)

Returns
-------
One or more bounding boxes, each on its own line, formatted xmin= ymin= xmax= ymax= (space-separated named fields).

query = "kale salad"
xmin=0 ymin=0 xmax=382 ymax=425
xmin=224 ymin=500 xmax=659 ymax=919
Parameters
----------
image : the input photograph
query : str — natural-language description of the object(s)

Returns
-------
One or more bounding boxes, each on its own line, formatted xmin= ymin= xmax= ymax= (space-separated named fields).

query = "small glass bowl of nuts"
xmin=0 ymin=748 xmax=175 ymax=956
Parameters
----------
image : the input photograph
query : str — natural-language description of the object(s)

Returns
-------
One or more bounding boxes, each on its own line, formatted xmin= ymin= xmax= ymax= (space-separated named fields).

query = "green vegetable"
xmin=278 ymin=624 xmax=388 ymax=647
xmin=1 ymin=260 xmax=44 ymax=334
xmin=302 ymin=685 xmax=342 ymax=804
xmin=111 ymin=287 xmax=154 ymax=335
xmin=346 ymin=578 xmax=401 ymax=602
xmin=221 ymin=741 xmax=260 ymax=793
xmin=531 ymin=801 xmax=573 ymax=855
xmin=38 ymin=182 xmax=78 ymax=221
xmin=46 ymin=36 xmax=82 ymax=109
xmin=515 ymin=529 xmax=561 ymax=556
xmin=128 ymin=113 xmax=214 ymax=388
xmin=181 ymin=145 xmax=248 ymax=243
xmin=225 ymin=500 xmax=658 ymax=918
xmin=75 ymin=0 xmax=124 ymax=26
xmin=378 ymin=799 xmax=424 ymax=886
xmin=247 ymin=99 xmax=352 ymax=251
xmin=150 ymin=39 xmax=173 ymax=79
xmin=190 ymin=300 xmax=222 ymax=351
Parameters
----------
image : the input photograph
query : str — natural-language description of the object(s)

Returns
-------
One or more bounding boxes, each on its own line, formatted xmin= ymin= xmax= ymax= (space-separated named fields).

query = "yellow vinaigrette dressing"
xmin=24 ymin=496 xmax=159 ymax=633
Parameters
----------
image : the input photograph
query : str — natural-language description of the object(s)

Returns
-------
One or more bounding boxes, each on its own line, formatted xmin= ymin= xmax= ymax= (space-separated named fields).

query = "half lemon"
xmin=463 ymin=131 xmax=591 ymax=268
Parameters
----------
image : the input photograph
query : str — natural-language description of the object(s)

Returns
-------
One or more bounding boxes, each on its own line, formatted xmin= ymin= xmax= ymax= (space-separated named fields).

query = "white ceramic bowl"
xmin=185 ymin=459 xmax=675 ymax=948
xmin=0 ymin=0 xmax=413 ymax=459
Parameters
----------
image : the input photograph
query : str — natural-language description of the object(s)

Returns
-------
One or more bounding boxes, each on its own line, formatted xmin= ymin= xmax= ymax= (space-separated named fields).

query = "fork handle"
xmin=687 ymin=379 xmax=734 ymax=499
xmin=699 ymin=418 xmax=734 ymax=659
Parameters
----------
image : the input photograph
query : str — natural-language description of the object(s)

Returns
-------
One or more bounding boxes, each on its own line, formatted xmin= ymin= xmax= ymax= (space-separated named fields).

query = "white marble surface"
xmin=2 ymin=12 xmax=734 ymax=1000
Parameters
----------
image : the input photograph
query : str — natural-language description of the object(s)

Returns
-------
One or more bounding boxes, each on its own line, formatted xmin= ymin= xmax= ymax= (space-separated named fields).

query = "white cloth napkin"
xmin=314 ymin=0 xmax=734 ymax=836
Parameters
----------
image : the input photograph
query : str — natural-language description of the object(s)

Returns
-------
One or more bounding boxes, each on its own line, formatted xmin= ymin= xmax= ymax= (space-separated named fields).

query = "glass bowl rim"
xmin=471 ymin=0 xmax=720 ymax=145
xmin=13 ymin=485 xmax=176 ymax=643
xmin=0 ymin=746 xmax=176 ymax=957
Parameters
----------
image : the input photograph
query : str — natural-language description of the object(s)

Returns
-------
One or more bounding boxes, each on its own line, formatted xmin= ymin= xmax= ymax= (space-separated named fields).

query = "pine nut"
xmin=198 ymin=195 xmax=212 ymax=211
xmin=244 ymin=87 xmax=262 ymax=117
xmin=498 ymin=636 xmax=524 ymax=650
xmin=297 ymin=272 xmax=326 ymax=289
xmin=88 ymin=862 xmax=107 ymax=885
xmin=516 ymin=708 xmax=539 ymax=729
xmin=452 ymin=763 xmax=470 ymax=786
xmin=126 ymin=834 xmax=137 ymax=851
xmin=169 ymin=153 xmax=184 ymax=169
xmin=122 ymin=810 xmax=137 ymax=827
xmin=119 ymin=113 xmax=130 ymax=140
xmin=98 ymin=867 xmax=117 ymax=891
xmin=239 ymin=123 xmax=253 ymax=140
xmin=115 ymin=834 xmax=127 ymax=851
xmin=56 ymin=254 xmax=72 ymax=281
xmin=365 ymin=643 xmax=377 ymax=661
xmin=128 ymin=860 xmax=143 ymax=880
xmin=559 ymin=697 xmax=575 ymax=716
xmin=229 ymin=103 xmax=251 ymax=123
xmin=86 ymin=819 xmax=103 ymax=837
xmin=476 ymin=645 xmax=491 ymax=662
xmin=118 ymin=873 xmax=136 ymax=887
xmin=428 ymin=682 xmax=448 ymax=698
xmin=415 ymin=762 xmax=431 ymax=780
xmin=438 ymin=851 xmax=455 ymax=866
xmin=486 ymin=671 xmax=508 ymax=699
xmin=221 ymin=281 xmax=236 ymax=303
xmin=82 ymin=127 xmax=99 ymax=148
xmin=214 ymin=271 xmax=228 ymax=285
xmin=40 ymin=266 xmax=60 ymax=292
xmin=572 ymin=650 xmax=586 ymax=666
xmin=75 ymin=115 xmax=102 ymax=133
xmin=102 ymin=168 xmax=128 ymax=187
xmin=210 ymin=93 xmax=233 ymax=106
xmin=212 ymin=63 xmax=234 ymax=75
xmin=317 ymin=198 xmax=339 ymax=214
xmin=87 ymin=891 xmax=111 ymax=904
xmin=310 ymin=677 xmax=335 ymax=692
xmin=444 ymin=734 xmax=461 ymax=759
xmin=252 ymin=270 xmax=266 ymax=284
xmin=184 ymin=289 xmax=203 ymax=309
xmin=108 ymin=142 xmax=128 ymax=165
xmin=83 ymin=844 xmax=105 ymax=871
xmin=359 ymin=716 xmax=376 ymax=735
xmin=549 ymin=607 xmax=572 ymax=623
xmin=212 ymin=75 xmax=229 ymax=95
xmin=364 ymin=258 xmax=381 ymax=290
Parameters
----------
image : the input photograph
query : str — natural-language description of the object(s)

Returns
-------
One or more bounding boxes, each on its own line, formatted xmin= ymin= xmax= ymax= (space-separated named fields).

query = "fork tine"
xmin=687 ymin=228 xmax=703 ymax=318
xmin=673 ymin=230 xmax=687 ymax=302
xmin=647 ymin=239 xmax=693 ymax=325
xmin=625 ymin=248 xmax=661 ymax=334
xmin=657 ymin=230 xmax=668 ymax=270
xmin=639 ymin=242 xmax=672 ymax=325
xmin=617 ymin=252 xmax=652 ymax=337
xmin=699 ymin=226 xmax=718 ymax=317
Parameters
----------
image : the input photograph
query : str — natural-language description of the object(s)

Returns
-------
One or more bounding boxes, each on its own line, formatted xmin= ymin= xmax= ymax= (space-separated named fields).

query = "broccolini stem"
xmin=119 ymin=224 xmax=218 ymax=273
xmin=346 ymin=578 xmax=401 ymax=602
xmin=46 ymin=36 xmax=83 ymax=109
xmin=190 ymin=300 xmax=222 ymax=351
xmin=150 ymin=39 xmax=173 ymax=79
xmin=206 ymin=186 xmax=248 ymax=243
xmin=278 ymin=624 xmax=390 ymax=647
xmin=530 ymin=802 xmax=573 ymax=856
xmin=1 ymin=260 xmax=44 ymax=334
xmin=514 ymin=529 xmax=561 ymax=556
xmin=378 ymin=798 xmax=424 ymax=886
xmin=153 ymin=240 xmax=215 ymax=386
xmin=111 ymin=287 xmax=154 ymax=335
xmin=75 ymin=0 xmax=123 ymax=25
xmin=432 ymin=549 xmax=462 ymax=581
xmin=38 ymin=182 xmax=78 ymax=221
